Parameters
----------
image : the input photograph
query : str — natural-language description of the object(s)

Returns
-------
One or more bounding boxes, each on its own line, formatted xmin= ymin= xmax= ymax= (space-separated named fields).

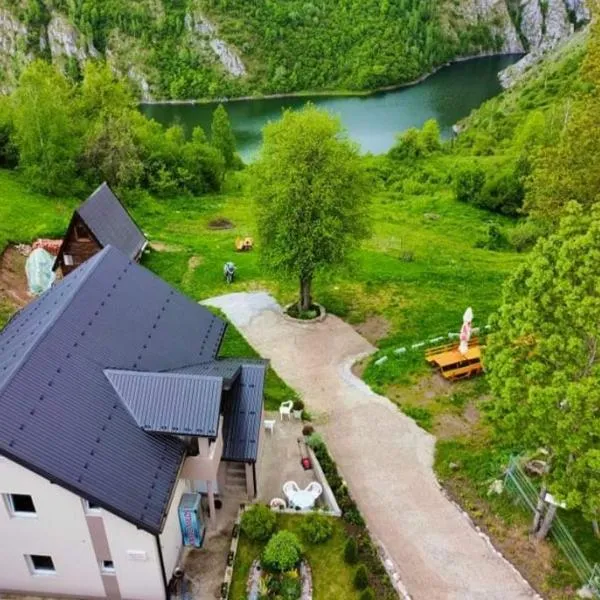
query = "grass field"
xmin=229 ymin=514 xmax=359 ymax=600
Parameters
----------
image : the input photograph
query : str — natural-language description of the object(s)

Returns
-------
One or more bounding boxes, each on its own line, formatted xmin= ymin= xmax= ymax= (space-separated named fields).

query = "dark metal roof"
xmin=77 ymin=182 xmax=146 ymax=260
xmin=0 ymin=246 xmax=226 ymax=534
xmin=222 ymin=363 xmax=267 ymax=463
xmin=169 ymin=358 xmax=244 ymax=390
xmin=105 ymin=370 xmax=223 ymax=436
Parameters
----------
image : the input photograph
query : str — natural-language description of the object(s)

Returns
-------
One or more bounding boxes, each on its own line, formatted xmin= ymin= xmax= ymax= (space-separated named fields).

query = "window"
xmin=6 ymin=494 xmax=36 ymax=516
xmin=74 ymin=224 xmax=90 ymax=241
xmin=83 ymin=498 xmax=101 ymax=513
xmin=101 ymin=560 xmax=115 ymax=573
xmin=63 ymin=254 xmax=74 ymax=266
xmin=26 ymin=554 xmax=56 ymax=574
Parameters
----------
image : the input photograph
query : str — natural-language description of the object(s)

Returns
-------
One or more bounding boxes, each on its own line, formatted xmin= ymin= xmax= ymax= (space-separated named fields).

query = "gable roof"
xmin=222 ymin=362 xmax=267 ymax=462
xmin=169 ymin=358 xmax=245 ymax=390
xmin=0 ymin=246 xmax=226 ymax=534
xmin=76 ymin=182 xmax=146 ymax=260
xmin=105 ymin=370 xmax=223 ymax=436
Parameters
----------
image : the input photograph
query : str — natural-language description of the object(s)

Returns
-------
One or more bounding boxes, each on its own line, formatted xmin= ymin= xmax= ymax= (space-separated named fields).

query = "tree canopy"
xmin=485 ymin=202 xmax=600 ymax=523
xmin=252 ymin=105 xmax=371 ymax=311
xmin=211 ymin=104 xmax=237 ymax=170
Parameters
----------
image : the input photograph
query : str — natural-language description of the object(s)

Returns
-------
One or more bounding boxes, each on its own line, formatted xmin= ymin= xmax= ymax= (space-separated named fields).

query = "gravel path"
xmin=204 ymin=292 xmax=537 ymax=600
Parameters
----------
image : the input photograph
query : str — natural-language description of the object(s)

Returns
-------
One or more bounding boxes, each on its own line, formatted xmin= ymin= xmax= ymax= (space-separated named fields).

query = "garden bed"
xmin=283 ymin=303 xmax=327 ymax=323
xmin=229 ymin=513 xmax=360 ymax=600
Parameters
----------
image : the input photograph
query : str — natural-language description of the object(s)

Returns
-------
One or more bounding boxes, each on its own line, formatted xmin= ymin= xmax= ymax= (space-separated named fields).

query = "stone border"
xmin=282 ymin=303 xmax=327 ymax=324
xmin=220 ymin=504 xmax=244 ymax=600
xmin=247 ymin=559 xmax=313 ymax=600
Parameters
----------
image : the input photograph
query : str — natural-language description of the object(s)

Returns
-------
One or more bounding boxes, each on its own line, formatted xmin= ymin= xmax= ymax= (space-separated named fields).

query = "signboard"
xmin=178 ymin=493 xmax=204 ymax=548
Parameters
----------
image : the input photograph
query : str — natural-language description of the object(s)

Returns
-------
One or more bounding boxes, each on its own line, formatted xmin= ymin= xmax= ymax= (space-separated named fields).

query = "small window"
xmin=27 ymin=554 xmax=56 ymax=574
xmin=63 ymin=254 xmax=74 ymax=266
xmin=6 ymin=494 xmax=36 ymax=516
xmin=83 ymin=499 xmax=101 ymax=513
xmin=74 ymin=224 xmax=90 ymax=241
xmin=101 ymin=560 xmax=115 ymax=573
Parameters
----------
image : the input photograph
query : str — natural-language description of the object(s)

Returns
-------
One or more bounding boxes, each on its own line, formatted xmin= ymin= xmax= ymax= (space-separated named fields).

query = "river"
xmin=140 ymin=55 xmax=520 ymax=161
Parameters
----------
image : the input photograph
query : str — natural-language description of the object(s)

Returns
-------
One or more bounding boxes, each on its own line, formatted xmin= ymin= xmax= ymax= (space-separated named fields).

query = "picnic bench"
xmin=426 ymin=340 xmax=483 ymax=381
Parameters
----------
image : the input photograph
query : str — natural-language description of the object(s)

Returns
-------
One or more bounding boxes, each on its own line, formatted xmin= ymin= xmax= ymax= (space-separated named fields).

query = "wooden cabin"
xmin=54 ymin=182 xmax=147 ymax=276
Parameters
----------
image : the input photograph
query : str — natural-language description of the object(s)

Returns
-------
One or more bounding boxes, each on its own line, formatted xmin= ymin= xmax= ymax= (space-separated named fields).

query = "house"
xmin=54 ymin=182 xmax=147 ymax=276
xmin=0 ymin=246 xmax=266 ymax=600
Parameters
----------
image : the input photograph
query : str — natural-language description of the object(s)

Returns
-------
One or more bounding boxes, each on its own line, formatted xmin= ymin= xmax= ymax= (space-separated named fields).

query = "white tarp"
xmin=25 ymin=248 xmax=56 ymax=296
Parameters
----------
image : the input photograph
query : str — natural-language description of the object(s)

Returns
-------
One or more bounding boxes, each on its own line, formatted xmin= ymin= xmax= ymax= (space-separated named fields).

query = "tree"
xmin=11 ymin=60 xmax=81 ymax=194
xmin=252 ymin=105 xmax=371 ymax=311
xmin=485 ymin=203 xmax=600 ymax=537
xmin=210 ymin=104 xmax=237 ymax=169
xmin=524 ymin=19 xmax=600 ymax=224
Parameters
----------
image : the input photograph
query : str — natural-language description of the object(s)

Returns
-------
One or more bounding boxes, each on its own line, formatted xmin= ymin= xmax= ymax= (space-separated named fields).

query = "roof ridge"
xmin=104 ymin=368 xmax=223 ymax=381
xmin=0 ymin=248 xmax=111 ymax=398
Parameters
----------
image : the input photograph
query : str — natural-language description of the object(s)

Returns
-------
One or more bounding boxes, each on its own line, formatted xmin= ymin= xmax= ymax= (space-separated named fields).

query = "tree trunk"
xmin=593 ymin=520 xmax=599 ymax=538
xmin=299 ymin=275 xmax=312 ymax=311
xmin=532 ymin=485 xmax=547 ymax=533
xmin=535 ymin=503 xmax=557 ymax=540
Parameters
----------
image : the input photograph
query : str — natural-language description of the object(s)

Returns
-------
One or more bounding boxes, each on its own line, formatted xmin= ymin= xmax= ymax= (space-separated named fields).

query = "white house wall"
xmin=158 ymin=478 xmax=190 ymax=580
xmin=0 ymin=456 xmax=105 ymax=598
xmin=102 ymin=509 xmax=165 ymax=600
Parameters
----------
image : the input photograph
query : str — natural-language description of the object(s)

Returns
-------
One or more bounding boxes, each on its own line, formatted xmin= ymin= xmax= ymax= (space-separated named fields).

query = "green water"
xmin=141 ymin=55 xmax=520 ymax=161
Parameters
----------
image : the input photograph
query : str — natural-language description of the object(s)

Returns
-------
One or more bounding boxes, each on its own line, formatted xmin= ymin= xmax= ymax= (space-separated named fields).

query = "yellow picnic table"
xmin=426 ymin=344 xmax=483 ymax=381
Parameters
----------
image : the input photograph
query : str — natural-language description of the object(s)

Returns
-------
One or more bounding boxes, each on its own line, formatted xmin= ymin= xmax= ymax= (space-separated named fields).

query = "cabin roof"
xmin=76 ymin=182 xmax=146 ymax=260
xmin=0 ymin=246 xmax=228 ymax=534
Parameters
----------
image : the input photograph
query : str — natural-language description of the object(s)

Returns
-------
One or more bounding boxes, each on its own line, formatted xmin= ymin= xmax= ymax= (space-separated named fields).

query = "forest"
xmin=0 ymin=0 xmax=502 ymax=99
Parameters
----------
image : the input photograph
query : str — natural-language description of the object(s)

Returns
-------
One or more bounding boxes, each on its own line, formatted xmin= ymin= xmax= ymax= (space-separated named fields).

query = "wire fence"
xmin=505 ymin=457 xmax=599 ymax=597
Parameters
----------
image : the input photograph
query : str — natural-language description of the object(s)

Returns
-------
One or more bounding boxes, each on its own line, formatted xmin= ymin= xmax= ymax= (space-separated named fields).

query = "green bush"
xmin=454 ymin=166 xmax=486 ymax=204
xmin=240 ymin=504 xmax=276 ymax=541
xmin=508 ymin=219 xmax=546 ymax=252
xmin=300 ymin=513 xmax=333 ymax=544
xmin=353 ymin=564 xmax=369 ymax=590
xmin=344 ymin=538 xmax=359 ymax=564
xmin=359 ymin=588 xmax=375 ymax=600
xmin=262 ymin=531 xmax=303 ymax=573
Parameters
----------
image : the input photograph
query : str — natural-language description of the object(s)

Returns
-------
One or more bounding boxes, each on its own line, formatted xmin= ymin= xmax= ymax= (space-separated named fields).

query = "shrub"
xmin=306 ymin=432 xmax=325 ymax=450
xmin=344 ymin=538 xmax=359 ymax=564
xmin=359 ymin=588 xmax=375 ymax=600
xmin=293 ymin=399 xmax=305 ymax=411
xmin=300 ymin=513 xmax=333 ymax=544
xmin=302 ymin=424 xmax=315 ymax=437
xmin=474 ymin=222 xmax=508 ymax=251
xmin=262 ymin=531 xmax=303 ymax=573
xmin=354 ymin=564 xmax=369 ymax=590
xmin=508 ymin=219 xmax=545 ymax=252
xmin=454 ymin=166 xmax=485 ymax=204
xmin=240 ymin=504 xmax=276 ymax=541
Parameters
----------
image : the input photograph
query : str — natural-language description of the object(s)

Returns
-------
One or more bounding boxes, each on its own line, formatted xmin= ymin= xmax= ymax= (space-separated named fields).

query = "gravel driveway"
xmin=205 ymin=292 xmax=536 ymax=600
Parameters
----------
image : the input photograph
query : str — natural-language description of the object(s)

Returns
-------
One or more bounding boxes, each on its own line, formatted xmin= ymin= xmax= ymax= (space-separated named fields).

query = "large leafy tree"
xmin=252 ymin=105 xmax=370 ymax=311
xmin=485 ymin=203 xmax=600 ymax=536
xmin=11 ymin=60 xmax=81 ymax=194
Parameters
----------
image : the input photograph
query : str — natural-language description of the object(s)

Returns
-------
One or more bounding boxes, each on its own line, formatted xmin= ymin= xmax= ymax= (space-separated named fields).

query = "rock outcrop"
xmin=185 ymin=13 xmax=246 ymax=77
xmin=499 ymin=0 xmax=589 ymax=87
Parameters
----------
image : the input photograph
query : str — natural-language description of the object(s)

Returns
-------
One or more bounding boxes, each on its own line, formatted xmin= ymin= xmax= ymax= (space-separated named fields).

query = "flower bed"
xmin=306 ymin=434 xmax=398 ymax=599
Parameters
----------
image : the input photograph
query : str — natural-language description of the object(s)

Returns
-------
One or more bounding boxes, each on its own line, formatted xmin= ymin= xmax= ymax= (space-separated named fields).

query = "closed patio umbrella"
xmin=459 ymin=307 xmax=473 ymax=355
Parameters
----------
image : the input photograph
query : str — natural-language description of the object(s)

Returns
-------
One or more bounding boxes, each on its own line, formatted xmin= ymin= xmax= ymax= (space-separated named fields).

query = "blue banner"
xmin=178 ymin=493 xmax=203 ymax=548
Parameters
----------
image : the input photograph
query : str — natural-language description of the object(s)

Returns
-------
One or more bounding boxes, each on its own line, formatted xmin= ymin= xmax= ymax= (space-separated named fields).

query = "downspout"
xmin=252 ymin=462 xmax=257 ymax=498
xmin=155 ymin=534 xmax=170 ymax=600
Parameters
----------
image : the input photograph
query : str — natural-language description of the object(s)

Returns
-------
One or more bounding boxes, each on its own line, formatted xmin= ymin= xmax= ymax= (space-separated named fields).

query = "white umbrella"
xmin=459 ymin=307 xmax=473 ymax=355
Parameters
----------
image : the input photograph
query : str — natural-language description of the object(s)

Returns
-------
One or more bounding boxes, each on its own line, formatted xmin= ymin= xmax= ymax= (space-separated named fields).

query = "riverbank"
xmin=140 ymin=52 xmax=525 ymax=106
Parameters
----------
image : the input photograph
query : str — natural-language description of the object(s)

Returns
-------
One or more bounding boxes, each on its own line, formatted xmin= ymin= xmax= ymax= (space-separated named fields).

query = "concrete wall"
xmin=159 ymin=478 xmax=190 ymax=580
xmin=0 ymin=456 xmax=175 ymax=600
xmin=0 ymin=457 xmax=105 ymax=598
xmin=102 ymin=510 xmax=164 ymax=600
xmin=180 ymin=417 xmax=223 ymax=482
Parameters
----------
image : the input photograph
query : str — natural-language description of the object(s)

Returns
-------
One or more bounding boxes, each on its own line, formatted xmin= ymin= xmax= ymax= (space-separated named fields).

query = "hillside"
xmin=0 ymin=0 xmax=589 ymax=100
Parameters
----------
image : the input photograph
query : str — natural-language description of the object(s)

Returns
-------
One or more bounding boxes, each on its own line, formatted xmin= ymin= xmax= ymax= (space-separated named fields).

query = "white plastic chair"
xmin=264 ymin=419 xmax=276 ymax=434
xmin=306 ymin=481 xmax=323 ymax=499
xmin=279 ymin=400 xmax=293 ymax=421
xmin=283 ymin=481 xmax=300 ymax=501
xmin=270 ymin=497 xmax=286 ymax=510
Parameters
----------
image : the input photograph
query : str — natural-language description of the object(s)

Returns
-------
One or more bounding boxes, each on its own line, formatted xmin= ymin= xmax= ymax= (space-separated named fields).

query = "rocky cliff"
xmin=499 ymin=0 xmax=590 ymax=87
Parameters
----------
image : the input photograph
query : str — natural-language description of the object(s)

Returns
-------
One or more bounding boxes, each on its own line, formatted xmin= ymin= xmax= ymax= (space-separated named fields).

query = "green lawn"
xmin=229 ymin=514 xmax=360 ymax=600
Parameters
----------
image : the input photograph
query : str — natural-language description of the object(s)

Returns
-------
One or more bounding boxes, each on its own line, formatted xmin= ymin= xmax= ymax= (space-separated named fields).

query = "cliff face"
xmin=499 ymin=0 xmax=590 ymax=87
